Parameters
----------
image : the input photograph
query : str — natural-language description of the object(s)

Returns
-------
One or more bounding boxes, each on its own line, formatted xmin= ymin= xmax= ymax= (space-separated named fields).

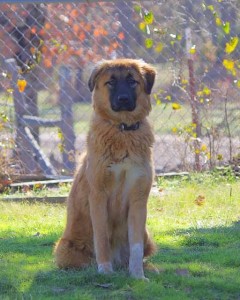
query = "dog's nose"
xmin=118 ymin=95 xmax=129 ymax=103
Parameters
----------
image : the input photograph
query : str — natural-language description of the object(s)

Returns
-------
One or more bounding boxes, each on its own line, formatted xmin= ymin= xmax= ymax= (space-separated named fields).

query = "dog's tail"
xmin=54 ymin=238 xmax=93 ymax=269
xmin=144 ymin=230 xmax=157 ymax=257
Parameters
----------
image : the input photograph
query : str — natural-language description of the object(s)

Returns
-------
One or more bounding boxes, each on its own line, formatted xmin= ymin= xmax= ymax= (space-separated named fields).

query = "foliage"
xmin=134 ymin=1 xmax=240 ymax=169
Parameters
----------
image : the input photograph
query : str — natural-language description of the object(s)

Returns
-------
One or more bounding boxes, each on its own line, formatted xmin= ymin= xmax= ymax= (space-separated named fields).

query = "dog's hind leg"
xmin=54 ymin=160 xmax=94 ymax=269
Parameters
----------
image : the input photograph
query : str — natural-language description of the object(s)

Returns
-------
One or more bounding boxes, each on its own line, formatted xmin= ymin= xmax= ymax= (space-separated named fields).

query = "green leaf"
xmin=222 ymin=22 xmax=230 ymax=34
xmin=145 ymin=38 xmax=153 ymax=49
xmin=177 ymin=34 xmax=182 ymax=41
xmin=207 ymin=5 xmax=214 ymax=11
xmin=144 ymin=11 xmax=154 ymax=25
xmin=134 ymin=5 xmax=141 ymax=13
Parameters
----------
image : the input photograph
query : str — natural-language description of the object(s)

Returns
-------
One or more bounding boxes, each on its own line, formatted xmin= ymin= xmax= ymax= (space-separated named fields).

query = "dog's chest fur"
xmin=109 ymin=158 xmax=145 ymax=196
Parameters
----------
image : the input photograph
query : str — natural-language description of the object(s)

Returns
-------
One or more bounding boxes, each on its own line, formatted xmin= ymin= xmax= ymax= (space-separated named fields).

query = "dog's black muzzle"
xmin=111 ymin=94 xmax=136 ymax=112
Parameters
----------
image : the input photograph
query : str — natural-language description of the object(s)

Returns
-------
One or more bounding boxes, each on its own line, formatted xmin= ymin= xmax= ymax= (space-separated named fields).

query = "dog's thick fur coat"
xmin=54 ymin=59 xmax=156 ymax=279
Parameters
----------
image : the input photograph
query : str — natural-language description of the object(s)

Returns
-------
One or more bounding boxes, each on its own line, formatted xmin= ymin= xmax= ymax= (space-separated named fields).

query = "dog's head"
xmin=88 ymin=59 xmax=156 ymax=123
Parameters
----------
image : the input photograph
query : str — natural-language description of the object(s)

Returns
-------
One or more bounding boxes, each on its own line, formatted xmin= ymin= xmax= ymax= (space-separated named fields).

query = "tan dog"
xmin=54 ymin=59 xmax=156 ymax=280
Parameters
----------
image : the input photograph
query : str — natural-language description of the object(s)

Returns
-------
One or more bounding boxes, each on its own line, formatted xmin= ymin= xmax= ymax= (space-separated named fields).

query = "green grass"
xmin=0 ymin=173 xmax=240 ymax=299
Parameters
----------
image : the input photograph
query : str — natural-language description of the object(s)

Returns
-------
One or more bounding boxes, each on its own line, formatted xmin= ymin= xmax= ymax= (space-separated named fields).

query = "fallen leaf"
xmin=195 ymin=195 xmax=205 ymax=206
xmin=22 ymin=185 xmax=31 ymax=193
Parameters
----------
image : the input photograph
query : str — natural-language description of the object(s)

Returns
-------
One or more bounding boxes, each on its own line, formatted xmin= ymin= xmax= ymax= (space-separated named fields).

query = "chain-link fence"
xmin=0 ymin=1 xmax=239 ymax=178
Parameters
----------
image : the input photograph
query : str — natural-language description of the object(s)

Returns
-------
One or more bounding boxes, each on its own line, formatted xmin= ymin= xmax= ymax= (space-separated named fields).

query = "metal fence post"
xmin=59 ymin=66 xmax=76 ymax=173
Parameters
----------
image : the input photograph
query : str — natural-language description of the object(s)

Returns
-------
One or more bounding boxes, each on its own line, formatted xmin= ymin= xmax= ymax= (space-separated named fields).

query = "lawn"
xmin=0 ymin=173 xmax=240 ymax=299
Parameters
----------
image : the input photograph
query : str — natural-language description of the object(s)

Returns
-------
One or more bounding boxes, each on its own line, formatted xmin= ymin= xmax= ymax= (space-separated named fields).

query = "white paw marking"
xmin=98 ymin=262 xmax=113 ymax=274
xmin=129 ymin=243 xmax=144 ymax=278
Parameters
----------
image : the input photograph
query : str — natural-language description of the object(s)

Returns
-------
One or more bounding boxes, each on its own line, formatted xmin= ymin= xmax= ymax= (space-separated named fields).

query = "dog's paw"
xmin=131 ymin=273 xmax=149 ymax=281
xmin=98 ymin=262 xmax=113 ymax=274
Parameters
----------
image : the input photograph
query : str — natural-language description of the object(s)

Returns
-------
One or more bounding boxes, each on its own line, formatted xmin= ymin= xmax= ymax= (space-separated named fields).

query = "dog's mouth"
xmin=111 ymin=103 xmax=136 ymax=112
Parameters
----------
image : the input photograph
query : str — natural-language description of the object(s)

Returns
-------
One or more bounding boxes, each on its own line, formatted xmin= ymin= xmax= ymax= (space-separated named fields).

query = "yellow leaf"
xmin=139 ymin=22 xmax=146 ymax=31
xmin=195 ymin=149 xmax=200 ymax=154
xmin=225 ymin=37 xmax=239 ymax=54
xmin=203 ymin=86 xmax=211 ymax=96
xmin=215 ymin=17 xmax=222 ymax=26
xmin=165 ymin=95 xmax=171 ymax=101
xmin=6 ymin=88 xmax=13 ymax=94
xmin=192 ymin=132 xmax=197 ymax=138
xmin=189 ymin=45 xmax=196 ymax=54
xmin=17 ymin=79 xmax=27 ymax=93
xmin=201 ymin=144 xmax=207 ymax=152
xmin=172 ymin=103 xmax=181 ymax=110
xmin=222 ymin=59 xmax=234 ymax=71
xmin=172 ymin=127 xmax=178 ymax=133
xmin=181 ymin=79 xmax=188 ymax=85
xmin=155 ymin=42 xmax=163 ymax=53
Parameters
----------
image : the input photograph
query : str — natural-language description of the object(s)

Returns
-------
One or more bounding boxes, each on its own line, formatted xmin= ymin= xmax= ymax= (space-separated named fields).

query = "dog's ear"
xmin=140 ymin=63 xmax=156 ymax=95
xmin=88 ymin=61 xmax=107 ymax=92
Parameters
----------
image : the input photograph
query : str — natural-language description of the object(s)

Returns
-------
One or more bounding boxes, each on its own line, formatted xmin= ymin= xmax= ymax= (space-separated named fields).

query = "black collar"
xmin=119 ymin=121 xmax=140 ymax=132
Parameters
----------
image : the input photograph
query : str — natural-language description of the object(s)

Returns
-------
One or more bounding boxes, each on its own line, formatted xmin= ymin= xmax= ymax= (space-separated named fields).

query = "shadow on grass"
xmin=0 ymin=222 xmax=240 ymax=299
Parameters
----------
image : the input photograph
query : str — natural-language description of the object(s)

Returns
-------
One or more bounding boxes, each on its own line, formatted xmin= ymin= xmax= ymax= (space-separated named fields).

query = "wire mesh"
xmin=0 ymin=1 xmax=239 ymax=177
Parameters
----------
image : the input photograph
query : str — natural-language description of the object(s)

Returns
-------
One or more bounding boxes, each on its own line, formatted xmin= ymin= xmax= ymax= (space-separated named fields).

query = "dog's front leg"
xmin=89 ymin=190 xmax=113 ymax=274
xmin=128 ymin=180 xmax=150 ymax=280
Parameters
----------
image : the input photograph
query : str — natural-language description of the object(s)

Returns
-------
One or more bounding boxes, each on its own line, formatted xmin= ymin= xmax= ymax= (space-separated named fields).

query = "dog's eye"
xmin=127 ymin=78 xmax=138 ymax=88
xmin=105 ymin=79 xmax=116 ymax=88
